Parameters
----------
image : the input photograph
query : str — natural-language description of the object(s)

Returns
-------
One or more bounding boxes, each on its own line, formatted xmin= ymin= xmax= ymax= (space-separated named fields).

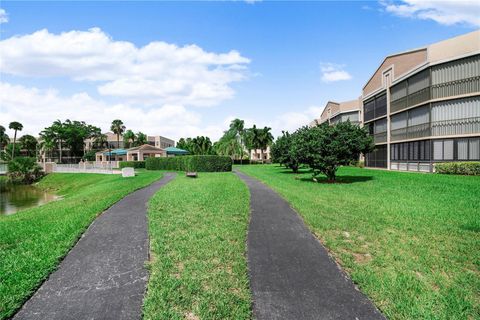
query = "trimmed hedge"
xmin=146 ymin=155 xmax=232 ymax=172
xmin=119 ymin=161 xmax=146 ymax=169
xmin=232 ymin=159 xmax=265 ymax=165
xmin=435 ymin=162 xmax=480 ymax=175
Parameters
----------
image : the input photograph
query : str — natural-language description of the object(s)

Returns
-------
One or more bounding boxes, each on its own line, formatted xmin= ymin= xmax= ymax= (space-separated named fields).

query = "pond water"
xmin=0 ymin=180 xmax=60 ymax=215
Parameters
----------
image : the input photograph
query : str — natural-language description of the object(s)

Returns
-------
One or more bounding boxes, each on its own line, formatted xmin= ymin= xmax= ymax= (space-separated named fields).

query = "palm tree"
xmin=9 ymin=121 xmax=23 ymax=159
xmin=229 ymin=119 xmax=245 ymax=162
xmin=93 ymin=133 xmax=108 ymax=150
xmin=136 ymin=132 xmax=147 ymax=145
xmin=259 ymin=126 xmax=274 ymax=162
xmin=123 ymin=130 xmax=136 ymax=148
xmin=249 ymin=125 xmax=262 ymax=160
xmin=0 ymin=125 xmax=10 ymax=150
xmin=18 ymin=135 xmax=38 ymax=157
xmin=110 ymin=120 xmax=126 ymax=149
xmin=39 ymin=138 xmax=56 ymax=161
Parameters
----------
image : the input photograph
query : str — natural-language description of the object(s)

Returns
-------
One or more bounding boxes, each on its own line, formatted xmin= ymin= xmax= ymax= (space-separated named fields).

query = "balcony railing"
xmin=431 ymin=116 xmax=480 ymax=136
xmin=391 ymin=123 xmax=430 ymax=141
xmin=374 ymin=132 xmax=387 ymax=144
xmin=390 ymin=87 xmax=430 ymax=114
xmin=431 ymin=76 xmax=480 ymax=99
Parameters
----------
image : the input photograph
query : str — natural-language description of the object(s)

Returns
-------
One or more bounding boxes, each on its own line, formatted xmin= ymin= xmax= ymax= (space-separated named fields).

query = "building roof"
xmin=362 ymin=30 xmax=480 ymax=97
xmin=96 ymin=148 xmax=127 ymax=156
xmin=165 ymin=147 xmax=189 ymax=155
xmin=318 ymin=99 xmax=361 ymax=123
xmin=127 ymin=144 xmax=164 ymax=152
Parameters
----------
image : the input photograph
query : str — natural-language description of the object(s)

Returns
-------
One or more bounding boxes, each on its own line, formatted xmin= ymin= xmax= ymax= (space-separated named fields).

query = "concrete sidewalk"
xmin=236 ymin=171 xmax=385 ymax=320
xmin=14 ymin=173 xmax=176 ymax=320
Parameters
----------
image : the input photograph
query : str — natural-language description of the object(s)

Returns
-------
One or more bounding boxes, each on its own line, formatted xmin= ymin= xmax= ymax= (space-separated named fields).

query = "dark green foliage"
xmin=7 ymin=157 xmax=44 ymax=184
xmin=177 ymin=136 xmax=215 ymax=155
xmin=119 ymin=161 xmax=146 ymax=169
xmin=271 ymin=131 xmax=300 ymax=173
xmin=146 ymin=156 xmax=232 ymax=172
xmin=435 ymin=162 xmax=480 ymax=175
xmin=18 ymin=135 xmax=38 ymax=157
xmin=83 ymin=150 xmax=96 ymax=161
xmin=293 ymin=122 xmax=373 ymax=181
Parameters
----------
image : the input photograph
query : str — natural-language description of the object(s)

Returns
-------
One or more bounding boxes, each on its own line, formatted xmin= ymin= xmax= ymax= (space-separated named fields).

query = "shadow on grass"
xmin=298 ymin=175 xmax=374 ymax=184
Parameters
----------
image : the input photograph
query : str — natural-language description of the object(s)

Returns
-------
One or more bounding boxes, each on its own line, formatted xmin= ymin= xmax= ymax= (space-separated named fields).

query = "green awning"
xmin=165 ymin=147 xmax=189 ymax=155
xmin=103 ymin=149 xmax=127 ymax=156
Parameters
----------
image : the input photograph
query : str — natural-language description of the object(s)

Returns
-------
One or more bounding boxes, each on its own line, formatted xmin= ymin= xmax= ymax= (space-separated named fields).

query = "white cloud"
xmin=0 ymin=28 xmax=250 ymax=106
xmin=320 ymin=63 xmax=352 ymax=83
xmin=381 ymin=0 xmax=480 ymax=27
xmin=0 ymin=82 xmax=228 ymax=141
xmin=271 ymin=106 xmax=323 ymax=135
xmin=0 ymin=9 xmax=7 ymax=24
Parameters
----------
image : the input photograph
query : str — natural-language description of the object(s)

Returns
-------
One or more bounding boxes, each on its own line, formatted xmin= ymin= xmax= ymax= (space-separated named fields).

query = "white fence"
xmin=45 ymin=162 xmax=121 ymax=174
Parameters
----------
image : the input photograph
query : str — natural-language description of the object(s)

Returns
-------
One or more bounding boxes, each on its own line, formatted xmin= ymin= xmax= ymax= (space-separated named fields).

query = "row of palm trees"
xmin=0 ymin=122 xmax=25 ymax=160
xmin=215 ymin=119 xmax=274 ymax=162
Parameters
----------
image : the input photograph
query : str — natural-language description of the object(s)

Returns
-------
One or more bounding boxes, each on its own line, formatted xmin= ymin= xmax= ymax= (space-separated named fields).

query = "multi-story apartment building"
xmin=85 ymin=133 xmax=175 ymax=151
xmin=147 ymin=136 xmax=175 ymax=149
xmin=362 ymin=31 xmax=479 ymax=172
xmin=310 ymin=99 xmax=362 ymax=127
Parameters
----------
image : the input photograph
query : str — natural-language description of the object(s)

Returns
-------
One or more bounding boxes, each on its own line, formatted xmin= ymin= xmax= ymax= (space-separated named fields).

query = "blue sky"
xmin=0 ymin=1 xmax=479 ymax=140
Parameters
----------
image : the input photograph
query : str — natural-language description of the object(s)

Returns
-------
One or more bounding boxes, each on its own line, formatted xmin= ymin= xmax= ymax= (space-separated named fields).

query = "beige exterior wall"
xmin=250 ymin=147 xmax=271 ymax=161
xmin=363 ymin=49 xmax=427 ymax=97
xmin=427 ymin=30 xmax=480 ymax=64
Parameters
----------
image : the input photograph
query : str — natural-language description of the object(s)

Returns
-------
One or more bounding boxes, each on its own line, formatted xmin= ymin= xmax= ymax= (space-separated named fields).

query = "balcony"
xmin=391 ymin=123 xmax=430 ymax=142
xmin=374 ymin=131 xmax=387 ymax=144
xmin=431 ymin=116 xmax=480 ymax=136
xmin=431 ymin=76 xmax=480 ymax=100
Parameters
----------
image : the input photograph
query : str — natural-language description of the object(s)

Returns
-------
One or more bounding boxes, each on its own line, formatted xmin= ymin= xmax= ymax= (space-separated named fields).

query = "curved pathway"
xmin=235 ymin=171 xmax=384 ymax=320
xmin=14 ymin=173 xmax=176 ymax=320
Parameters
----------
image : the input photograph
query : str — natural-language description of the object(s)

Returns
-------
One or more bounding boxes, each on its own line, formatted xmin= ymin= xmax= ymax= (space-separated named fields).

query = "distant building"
xmin=147 ymin=136 xmax=175 ymax=149
xmin=85 ymin=132 xmax=175 ymax=151
xmin=310 ymin=99 xmax=361 ymax=127
xmin=250 ymin=146 xmax=271 ymax=162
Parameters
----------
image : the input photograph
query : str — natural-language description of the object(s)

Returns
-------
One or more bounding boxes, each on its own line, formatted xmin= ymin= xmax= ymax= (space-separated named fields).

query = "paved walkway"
xmin=14 ymin=173 xmax=176 ymax=320
xmin=235 ymin=171 xmax=385 ymax=320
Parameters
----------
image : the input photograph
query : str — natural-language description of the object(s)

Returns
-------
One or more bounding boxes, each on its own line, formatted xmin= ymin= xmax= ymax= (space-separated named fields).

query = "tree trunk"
xmin=12 ymin=130 xmax=17 ymax=158
xmin=117 ymin=134 xmax=120 ymax=149
xmin=260 ymin=149 xmax=264 ymax=164
xmin=325 ymin=167 xmax=337 ymax=183
xmin=59 ymin=140 xmax=63 ymax=164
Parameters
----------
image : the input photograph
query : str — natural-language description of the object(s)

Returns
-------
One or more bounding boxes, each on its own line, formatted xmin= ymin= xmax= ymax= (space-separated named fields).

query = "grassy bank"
xmin=0 ymin=171 xmax=163 ymax=319
xmin=237 ymin=165 xmax=479 ymax=320
xmin=143 ymin=173 xmax=251 ymax=319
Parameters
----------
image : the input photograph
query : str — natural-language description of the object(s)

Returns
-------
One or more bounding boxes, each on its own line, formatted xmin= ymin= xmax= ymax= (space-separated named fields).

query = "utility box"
xmin=122 ymin=167 xmax=135 ymax=178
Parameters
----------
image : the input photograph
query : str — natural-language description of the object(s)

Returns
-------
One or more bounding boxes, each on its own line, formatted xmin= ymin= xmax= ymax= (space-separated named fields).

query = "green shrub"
xmin=435 ymin=162 xmax=480 ymax=175
xmin=146 ymin=156 xmax=232 ymax=172
xmin=7 ymin=157 xmax=44 ymax=184
xmin=119 ymin=161 xmax=146 ymax=169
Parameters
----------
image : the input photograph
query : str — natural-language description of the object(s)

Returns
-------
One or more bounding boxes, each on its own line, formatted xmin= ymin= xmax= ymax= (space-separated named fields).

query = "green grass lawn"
xmin=237 ymin=165 xmax=479 ymax=320
xmin=143 ymin=173 xmax=251 ymax=320
xmin=0 ymin=171 xmax=163 ymax=319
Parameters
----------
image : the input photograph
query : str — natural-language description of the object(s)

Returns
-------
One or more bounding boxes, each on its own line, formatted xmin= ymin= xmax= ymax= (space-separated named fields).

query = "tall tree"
xmin=228 ymin=118 xmax=246 ymax=163
xmin=18 ymin=135 xmax=38 ymax=157
xmin=136 ymin=132 xmax=148 ymax=145
xmin=9 ymin=121 xmax=23 ymax=159
xmin=0 ymin=125 xmax=10 ymax=150
xmin=123 ymin=130 xmax=136 ymax=148
xmin=110 ymin=119 xmax=126 ymax=149
xmin=258 ymin=126 xmax=274 ymax=162
xmin=93 ymin=133 xmax=108 ymax=150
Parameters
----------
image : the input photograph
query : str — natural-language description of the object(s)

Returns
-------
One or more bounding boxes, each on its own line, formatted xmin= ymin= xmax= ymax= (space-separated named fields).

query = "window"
xmin=470 ymin=138 xmax=480 ymax=160
xmin=457 ymin=139 xmax=468 ymax=160
xmin=444 ymin=140 xmax=454 ymax=160
xmin=433 ymin=140 xmax=443 ymax=160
